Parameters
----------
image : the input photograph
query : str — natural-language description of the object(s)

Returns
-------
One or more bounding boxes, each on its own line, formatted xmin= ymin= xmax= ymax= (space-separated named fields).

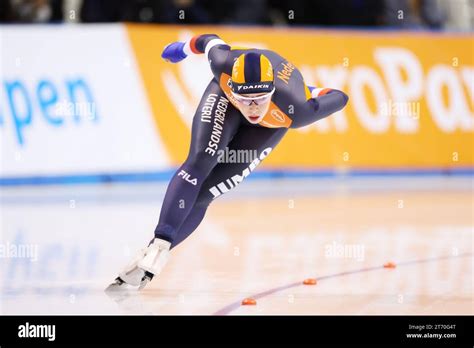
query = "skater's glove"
xmin=161 ymin=41 xmax=187 ymax=63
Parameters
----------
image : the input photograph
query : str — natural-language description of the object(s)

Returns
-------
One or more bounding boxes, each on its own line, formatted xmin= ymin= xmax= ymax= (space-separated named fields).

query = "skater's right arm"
xmin=161 ymin=34 xmax=231 ymax=78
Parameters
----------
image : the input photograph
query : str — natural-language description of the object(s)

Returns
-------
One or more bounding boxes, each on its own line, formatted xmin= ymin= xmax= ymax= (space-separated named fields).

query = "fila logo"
xmin=178 ymin=170 xmax=198 ymax=185
xmin=237 ymin=83 xmax=271 ymax=91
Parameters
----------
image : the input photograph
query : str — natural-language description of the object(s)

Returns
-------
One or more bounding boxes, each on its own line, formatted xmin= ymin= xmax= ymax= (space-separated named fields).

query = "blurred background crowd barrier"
xmin=0 ymin=1 xmax=473 ymax=184
xmin=1 ymin=0 xmax=473 ymax=31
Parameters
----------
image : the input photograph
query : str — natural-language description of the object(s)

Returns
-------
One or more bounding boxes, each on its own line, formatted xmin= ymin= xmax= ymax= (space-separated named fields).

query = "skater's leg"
xmin=154 ymin=80 xmax=241 ymax=244
xmin=170 ymin=204 xmax=207 ymax=249
xmin=107 ymin=80 xmax=242 ymax=290
xmin=170 ymin=125 xmax=288 ymax=249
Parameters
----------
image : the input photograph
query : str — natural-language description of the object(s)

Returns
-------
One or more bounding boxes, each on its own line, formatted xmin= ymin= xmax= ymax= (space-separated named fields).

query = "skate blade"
xmin=105 ymin=279 xmax=137 ymax=302
xmin=105 ymin=278 xmax=129 ymax=293
xmin=137 ymin=280 xmax=148 ymax=291
xmin=137 ymin=272 xmax=154 ymax=291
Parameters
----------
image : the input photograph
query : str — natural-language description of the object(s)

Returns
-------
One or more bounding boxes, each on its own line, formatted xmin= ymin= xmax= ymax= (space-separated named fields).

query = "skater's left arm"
xmin=161 ymin=34 xmax=230 ymax=79
xmin=290 ymin=87 xmax=349 ymax=128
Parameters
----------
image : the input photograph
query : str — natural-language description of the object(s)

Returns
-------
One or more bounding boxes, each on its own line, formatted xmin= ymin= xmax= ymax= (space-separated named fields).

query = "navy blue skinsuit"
xmin=154 ymin=34 xmax=349 ymax=248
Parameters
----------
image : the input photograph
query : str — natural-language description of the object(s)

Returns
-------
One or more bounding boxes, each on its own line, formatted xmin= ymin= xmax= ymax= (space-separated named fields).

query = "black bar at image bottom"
xmin=0 ymin=315 xmax=472 ymax=346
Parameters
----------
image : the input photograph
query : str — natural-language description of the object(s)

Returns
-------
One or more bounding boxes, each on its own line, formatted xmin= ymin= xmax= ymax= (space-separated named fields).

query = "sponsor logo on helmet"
xmin=237 ymin=83 xmax=271 ymax=91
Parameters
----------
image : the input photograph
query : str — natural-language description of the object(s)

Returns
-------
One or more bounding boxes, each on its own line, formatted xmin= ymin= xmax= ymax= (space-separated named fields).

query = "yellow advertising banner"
xmin=127 ymin=24 xmax=473 ymax=169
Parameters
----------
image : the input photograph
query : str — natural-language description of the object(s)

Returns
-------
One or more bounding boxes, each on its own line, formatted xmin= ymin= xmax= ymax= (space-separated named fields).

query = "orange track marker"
xmin=303 ymin=278 xmax=317 ymax=285
xmin=384 ymin=262 xmax=397 ymax=268
xmin=242 ymin=298 xmax=257 ymax=305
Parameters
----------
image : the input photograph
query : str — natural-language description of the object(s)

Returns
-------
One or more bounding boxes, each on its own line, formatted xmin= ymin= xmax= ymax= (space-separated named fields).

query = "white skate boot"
xmin=105 ymin=238 xmax=171 ymax=292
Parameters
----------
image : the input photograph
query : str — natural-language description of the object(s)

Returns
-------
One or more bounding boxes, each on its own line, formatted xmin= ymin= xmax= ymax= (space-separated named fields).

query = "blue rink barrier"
xmin=0 ymin=167 xmax=472 ymax=186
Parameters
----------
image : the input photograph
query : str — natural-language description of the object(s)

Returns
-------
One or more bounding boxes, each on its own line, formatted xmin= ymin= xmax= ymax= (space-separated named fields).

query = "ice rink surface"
xmin=1 ymin=176 xmax=472 ymax=315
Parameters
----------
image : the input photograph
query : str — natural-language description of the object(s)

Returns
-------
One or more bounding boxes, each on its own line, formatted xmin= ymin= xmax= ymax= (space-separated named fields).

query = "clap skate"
xmin=105 ymin=238 xmax=171 ymax=292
